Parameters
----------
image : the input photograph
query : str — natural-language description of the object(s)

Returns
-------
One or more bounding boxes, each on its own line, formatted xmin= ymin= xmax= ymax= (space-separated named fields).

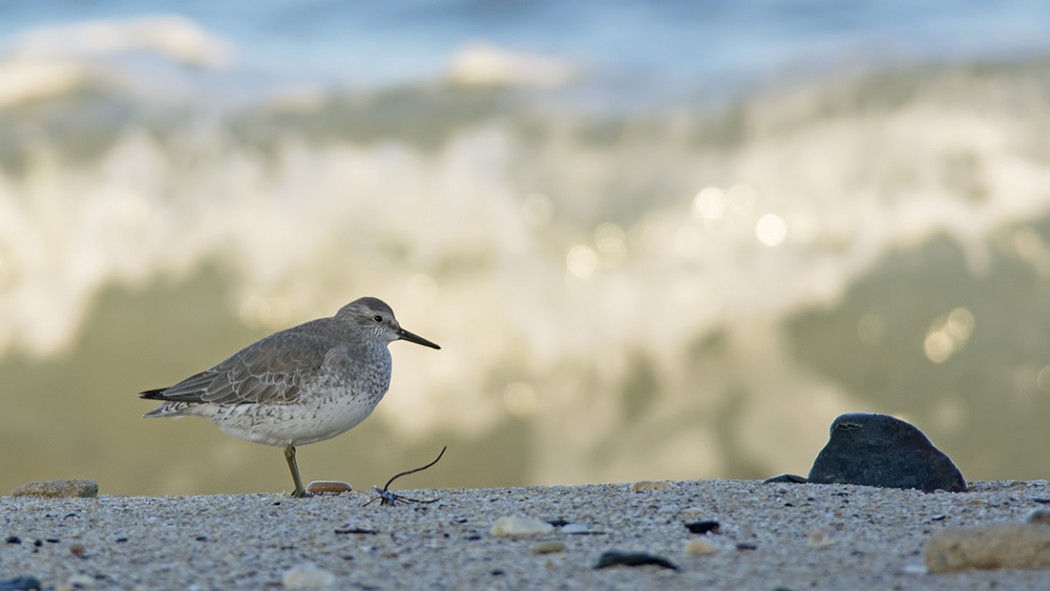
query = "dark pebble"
xmin=4 ymin=536 xmax=20 ymax=544
xmin=32 ymin=540 xmax=42 ymax=548
xmin=334 ymin=528 xmax=378 ymax=535
xmin=763 ymin=474 xmax=808 ymax=484
xmin=0 ymin=576 xmax=41 ymax=591
xmin=115 ymin=537 xmax=128 ymax=543
xmin=546 ymin=519 xmax=571 ymax=527
xmin=736 ymin=543 xmax=758 ymax=551
xmin=491 ymin=570 xmax=505 ymax=576
xmin=595 ymin=550 xmax=679 ymax=571
xmin=684 ymin=520 xmax=720 ymax=535
xmin=806 ymin=413 xmax=967 ymax=492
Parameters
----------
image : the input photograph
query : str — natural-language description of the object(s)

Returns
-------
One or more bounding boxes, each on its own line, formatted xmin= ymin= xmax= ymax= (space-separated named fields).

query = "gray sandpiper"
xmin=140 ymin=296 xmax=440 ymax=497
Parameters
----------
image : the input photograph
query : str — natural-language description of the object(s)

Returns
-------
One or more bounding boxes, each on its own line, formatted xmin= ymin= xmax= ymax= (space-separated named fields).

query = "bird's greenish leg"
xmin=284 ymin=444 xmax=310 ymax=498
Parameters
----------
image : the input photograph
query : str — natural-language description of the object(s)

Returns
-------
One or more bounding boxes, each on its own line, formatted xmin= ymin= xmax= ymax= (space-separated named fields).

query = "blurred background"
xmin=2 ymin=1 xmax=1050 ymax=496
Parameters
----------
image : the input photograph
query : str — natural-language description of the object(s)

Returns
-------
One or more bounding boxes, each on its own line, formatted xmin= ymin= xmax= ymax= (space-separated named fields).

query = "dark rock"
xmin=684 ymin=520 xmax=720 ymax=535
xmin=806 ymin=413 xmax=966 ymax=492
xmin=763 ymin=473 xmax=808 ymax=484
xmin=0 ymin=577 xmax=41 ymax=591
xmin=4 ymin=536 xmax=20 ymax=544
xmin=595 ymin=550 xmax=678 ymax=570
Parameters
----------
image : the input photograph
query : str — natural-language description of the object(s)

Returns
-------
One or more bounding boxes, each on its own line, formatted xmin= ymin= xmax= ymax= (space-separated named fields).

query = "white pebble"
xmin=561 ymin=523 xmax=589 ymax=534
xmin=902 ymin=563 xmax=928 ymax=575
xmin=282 ymin=563 xmax=335 ymax=588
xmin=490 ymin=515 xmax=554 ymax=537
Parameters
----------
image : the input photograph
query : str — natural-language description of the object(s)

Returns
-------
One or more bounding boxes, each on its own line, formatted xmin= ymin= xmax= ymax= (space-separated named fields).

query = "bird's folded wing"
xmin=147 ymin=333 xmax=334 ymax=406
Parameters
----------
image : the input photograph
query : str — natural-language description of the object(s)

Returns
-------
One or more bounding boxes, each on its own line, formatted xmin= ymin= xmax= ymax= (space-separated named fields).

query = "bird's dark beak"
xmin=398 ymin=328 xmax=441 ymax=350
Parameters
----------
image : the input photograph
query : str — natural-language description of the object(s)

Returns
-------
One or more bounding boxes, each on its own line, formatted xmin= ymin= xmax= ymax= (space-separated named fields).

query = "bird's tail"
xmin=139 ymin=388 xmax=168 ymax=401
xmin=140 ymin=389 xmax=194 ymax=419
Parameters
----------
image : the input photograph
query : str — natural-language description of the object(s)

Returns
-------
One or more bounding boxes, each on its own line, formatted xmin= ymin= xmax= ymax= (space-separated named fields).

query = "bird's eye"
xmin=373 ymin=315 xmax=383 ymax=323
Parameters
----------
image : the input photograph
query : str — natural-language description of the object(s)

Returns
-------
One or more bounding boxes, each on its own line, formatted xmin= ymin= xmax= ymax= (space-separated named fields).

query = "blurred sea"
xmin=2 ymin=1 xmax=1050 ymax=495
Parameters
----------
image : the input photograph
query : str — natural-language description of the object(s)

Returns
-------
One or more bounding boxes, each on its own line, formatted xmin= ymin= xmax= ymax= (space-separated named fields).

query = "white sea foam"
xmin=6 ymin=15 xmax=232 ymax=67
xmin=447 ymin=42 xmax=577 ymax=87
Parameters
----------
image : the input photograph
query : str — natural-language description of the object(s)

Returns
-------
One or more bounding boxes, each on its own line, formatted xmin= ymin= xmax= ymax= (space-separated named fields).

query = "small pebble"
xmin=305 ymin=481 xmax=353 ymax=495
xmin=684 ymin=520 xmax=720 ymax=535
xmin=4 ymin=536 xmax=20 ymax=544
xmin=685 ymin=539 xmax=717 ymax=554
xmin=69 ymin=543 xmax=86 ymax=558
xmin=560 ymin=523 xmax=591 ymax=535
xmin=1026 ymin=508 xmax=1050 ymax=525
xmin=595 ymin=550 xmax=678 ymax=571
xmin=902 ymin=563 xmax=928 ymax=575
xmin=532 ymin=542 xmax=566 ymax=554
xmin=807 ymin=530 xmax=836 ymax=548
xmin=10 ymin=480 xmax=99 ymax=498
xmin=763 ymin=473 xmax=808 ymax=484
xmin=490 ymin=516 xmax=554 ymax=538
xmin=629 ymin=481 xmax=671 ymax=493
xmin=282 ymin=563 xmax=336 ymax=588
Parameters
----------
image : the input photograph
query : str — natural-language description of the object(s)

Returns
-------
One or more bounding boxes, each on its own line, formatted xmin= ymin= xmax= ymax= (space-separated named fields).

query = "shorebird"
xmin=140 ymin=296 xmax=440 ymax=497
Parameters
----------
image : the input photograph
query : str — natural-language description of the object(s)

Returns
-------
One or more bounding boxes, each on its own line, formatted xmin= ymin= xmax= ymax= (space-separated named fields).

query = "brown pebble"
xmin=305 ymin=480 xmax=353 ymax=495
xmin=629 ymin=480 xmax=671 ymax=493
xmin=69 ymin=543 xmax=86 ymax=557
xmin=684 ymin=539 xmax=717 ymax=554
xmin=532 ymin=542 xmax=566 ymax=554
xmin=925 ymin=523 xmax=1050 ymax=573
xmin=1026 ymin=508 xmax=1050 ymax=526
xmin=807 ymin=529 xmax=836 ymax=548
xmin=10 ymin=480 xmax=99 ymax=498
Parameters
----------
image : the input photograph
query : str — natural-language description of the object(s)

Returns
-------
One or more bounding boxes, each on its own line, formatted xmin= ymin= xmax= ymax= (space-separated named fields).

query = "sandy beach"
xmin=2 ymin=479 xmax=1049 ymax=590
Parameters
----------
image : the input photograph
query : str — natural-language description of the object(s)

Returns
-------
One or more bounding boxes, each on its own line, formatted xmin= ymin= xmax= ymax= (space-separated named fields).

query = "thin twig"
xmin=365 ymin=446 xmax=447 ymax=506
